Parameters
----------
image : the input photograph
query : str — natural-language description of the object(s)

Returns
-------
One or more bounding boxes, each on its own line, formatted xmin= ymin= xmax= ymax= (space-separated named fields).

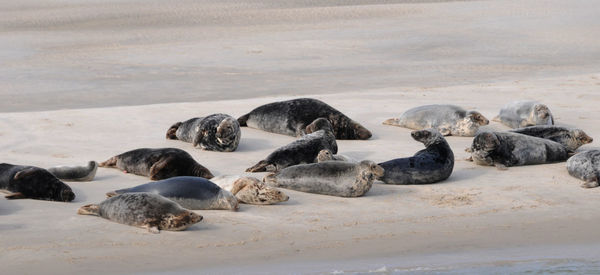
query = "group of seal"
xmin=166 ymin=114 xmax=241 ymax=152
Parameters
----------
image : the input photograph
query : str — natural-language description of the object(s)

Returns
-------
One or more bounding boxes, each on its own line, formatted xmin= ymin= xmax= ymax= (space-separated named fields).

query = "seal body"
xmin=166 ymin=114 xmax=241 ymax=152
xmin=378 ymin=129 xmax=454 ymax=184
xmin=510 ymin=125 xmax=592 ymax=152
xmin=106 ymin=176 xmax=238 ymax=210
xmin=566 ymin=150 xmax=600 ymax=188
xmin=77 ymin=192 xmax=203 ymax=233
xmin=0 ymin=163 xmax=75 ymax=201
xmin=263 ymin=160 xmax=384 ymax=197
xmin=383 ymin=105 xmax=489 ymax=137
xmin=211 ymin=175 xmax=289 ymax=205
xmin=238 ymin=98 xmax=372 ymax=140
xmin=246 ymin=118 xmax=338 ymax=172
xmin=494 ymin=101 xmax=554 ymax=128
xmin=316 ymin=149 xmax=356 ymax=163
xmin=48 ymin=161 xmax=98 ymax=181
xmin=99 ymin=148 xmax=213 ymax=180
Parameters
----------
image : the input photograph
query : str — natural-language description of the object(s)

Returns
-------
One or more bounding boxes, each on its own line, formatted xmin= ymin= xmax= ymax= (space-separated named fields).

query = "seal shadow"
xmin=235 ymin=138 xmax=275 ymax=152
xmin=185 ymin=222 xmax=219 ymax=232
xmin=442 ymin=166 xmax=490 ymax=184
xmin=0 ymin=199 xmax=23 ymax=215
xmin=365 ymin=182 xmax=414 ymax=197
xmin=91 ymin=174 xmax=119 ymax=181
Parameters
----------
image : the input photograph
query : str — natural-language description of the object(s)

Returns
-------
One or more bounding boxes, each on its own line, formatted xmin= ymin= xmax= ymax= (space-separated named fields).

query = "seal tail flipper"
xmin=263 ymin=172 xmax=278 ymax=186
xmin=105 ymin=191 xmax=119 ymax=197
xmin=98 ymin=157 xmax=117 ymax=167
xmin=237 ymin=114 xmax=249 ymax=127
xmin=246 ymin=160 xmax=270 ymax=173
xmin=382 ymin=118 xmax=400 ymax=126
xmin=77 ymin=204 xmax=100 ymax=216
xmin=166 ymin=122 xmax=182 ymax=140
xmin=81 ymin=161 xmax=98 ymax=181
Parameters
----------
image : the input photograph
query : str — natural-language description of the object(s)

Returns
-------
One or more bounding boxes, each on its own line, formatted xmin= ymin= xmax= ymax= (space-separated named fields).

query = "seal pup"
xmin=211 ymin=175 xmax=289 ymax=205
xmin=166 ymin=114 xmax=241 ymax=152
xmin=0 ymin=163 xmax=75 ymax=201
xmin=105 ymin=176 xmax=238 ymax=211
xmin=383 ymin=105 xmax=489 ymax=137
xmin=467 ymin=131 xmax=568 ymax=169
xmin=99 ymin=148 xmax=214 ymax=180
xmin=238 ymin=98 xmax=372 ymax=140
xmin=566 ymin=150 xmax=600 ymax=188
xmin=246 ymin=118 xmax=338 ymax=172
xmin=493 ymin=101 xmax=554 ymax=128
xmin=48 ymin=161 xmax=98 ymax=181
xmin=509 ymin=125 xmax=592 ymax=153
xmin=263 ymin=160 xmax=384 ymax=197
xmin=378 ymin=129 xmax=454 ymax=185
xmin=78 ymin=192 xmax=202 ymax=233
xmin=316 ymin=149 xmax=356 ymax=163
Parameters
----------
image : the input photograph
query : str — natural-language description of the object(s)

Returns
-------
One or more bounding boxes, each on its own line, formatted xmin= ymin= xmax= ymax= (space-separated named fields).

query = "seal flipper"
xmin=246 ymin=160 xmax=270 ymax=172
xmin=263 ymin=172 xmax=277 ymax=185
xmin=13 ymin=167 xmax=37 ymax=180
xmin=105 ymin=191 xmax=119 ymax=197
xmin=144 ymin=225 xmax=160 ymax=234
xmin=4 ymin=191 xmax=26 ymax=200
xmin=494 ymin=163 xmax=508 ymax=170
xmin=99 ymin=157 xmax=117 ymax=167
xmin=238 ymin=113 xmax=249 ymax=127
xmin=77 ymin=204 xmax=100 ymax=216
xmin=382 ymin=118 xmax=400 ymax=126
xmin=492 ymin=115 xmax=501 ymax=122
xmin=230 ymin=179 xmax=249 ymax=195
xmin=166 ymin=122 xmax=182 ymax=140
xmin=149 ymin=156 xmax=176 ymax=180
xmin=581 ymin=173 xmax=600 ymax=188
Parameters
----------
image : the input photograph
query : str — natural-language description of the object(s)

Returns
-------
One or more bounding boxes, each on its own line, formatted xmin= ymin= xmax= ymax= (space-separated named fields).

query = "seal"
xmin=246 ymin=118 xmax=338 ymax=172
xmin=378 ymin=129 xmax=454 ymax=184
xmin=78 ymin=192 xmax=203 ymax=233
xmin=493 ymin=100 xmax=554 ymax=128
xmin=47 ymin=161 xmax=98 ymax=181
xmin=238 ymin=98 xmax=372 ymax=140
xmin=99 ymin=148 xmax=214 ymax=180
xmin=467 ymin=131 xmax=568 ymax=169
xmin=263 ymin=160 xmax=384 ymax=197
xmin=166 ymin=113 xmax=241 ymax=152
xmin=210 ymin=175 xmax=289 ymax=205
xmin=0 ymin=163 xmax=75 ymax=201
xmin=316 ymin=149 xmax=356 ymax=163
xmin=509 ymin=125 xmax=593 ymax=153
xmin=383 ymin=104 xmax=489 ymax=137
xmin=566 ymin=150 xmax=600 ymax=188
xmin=105 ymin=176 xmax=238 ymax=211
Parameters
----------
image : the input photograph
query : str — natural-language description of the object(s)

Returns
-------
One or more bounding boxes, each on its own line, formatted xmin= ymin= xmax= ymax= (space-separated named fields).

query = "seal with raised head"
xmin=211 ymin=175 xmax=289 ymax=205
xmin=0 ymin=163 xmax=75 ymax=201
xmin=316 ymin=149 xmax=356 ymax=163
xmin=263 ymin=160 xmax=384 ymax=197
xmin=99 ymin=148 xmax=213 ymax=180
xmin=78 ymin=192 xmax=202 ymax=233
xmin=238 ymin=98 xmax=372 ymax=140
xmin=493 ymin=100 xmax=554 ymax=128
xmin=48 ymin=161 xmax=98 ymax=181
xmin=467 ymin=131 xmax=568 ymax=169
xmin=383 ymin=104 xmax=489 ymax=137
xmin=166 ymin=113 xmax=241 ymax=152
xmin=509 ymin=125 xmax=592 ymax=153
xmin=246 ymin=118 xmax=338 ymax=172
xmin=105 ymin=176 xmax=238 ymax=211
xmin=566 ymin=150 xmax=600 ymax=188
xmin=378 ymin=129 xmax=454 ymax=185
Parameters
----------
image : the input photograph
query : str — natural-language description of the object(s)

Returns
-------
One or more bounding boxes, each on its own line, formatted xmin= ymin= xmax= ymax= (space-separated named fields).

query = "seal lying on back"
xmin=238 ymin=98 xmax=372 ymax=140
xmin=105 ymin=176 xmax=238 ymax=210
xmin=378 ymin=129 xmax=454 ymax=185
xmin=48 ymin=161 xmax=98 ymax=181
xmin=316 ymin=149 xmax=356 ymax=163
xmin=99 ymin=148 xmax=214 ymax=180
xmin=0 ymin=163 xmax=75 ymax=201
xmin=263 ymin=160 xmax=384 ymax=197
xmin=494 ymin=101 xmax=554 ymax=128
xmin=78 ymin=192 xmax=203 ymax=233
xmin=210 ymin=175 xmax=289 ymax=205
xmin=166 ymin=114 xmax=241 ymax=152
xmin=509 ymin=125 xmax=592 ymax=153
xmin=383 ymin=105 xmax=489 ymax=137
xmin=468 ymin=131 xmax=568 ymax=169
xmin=566 ymin=150 xmax=600 ymax=188
xmin=246 ymin=118 xmax=338 ymax=172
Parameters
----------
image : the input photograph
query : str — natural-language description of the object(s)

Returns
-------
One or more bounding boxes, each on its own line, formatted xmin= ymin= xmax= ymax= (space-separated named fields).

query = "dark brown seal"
xmin=0 ymin=163 xmax=75 ymax=201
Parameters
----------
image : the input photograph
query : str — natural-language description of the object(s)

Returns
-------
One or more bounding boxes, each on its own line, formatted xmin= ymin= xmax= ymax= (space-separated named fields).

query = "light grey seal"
xmin=166 ymin=113 xmax=241 ymax=152
xmin=316 ymin=149 xmax=356 ymax=163
xmin=47 ymin=161 xmax=98 ymax=181
xmin=210 ymin=175 xmax=289 ymax=205
xmin=493 ymin=100 xmax=554 ymax=128
xmin=0 ymin=163 xmax=75 ymax=202
xmin=509 ymin=125 xmax=593 ymax=153
xmin=566 ymin=150 xmax=600 ymax=188
xmin=383 ymin=104 xmax=489 ymax=136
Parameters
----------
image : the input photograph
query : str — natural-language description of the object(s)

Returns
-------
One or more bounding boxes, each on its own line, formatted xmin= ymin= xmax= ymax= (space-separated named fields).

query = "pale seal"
xmin=566 ymin=150 xmax=600 ymax=188
xmin=0 ymin=163 xmax=75 ymax=201
xmin=383 ymin=104 xmax=489 ymax=137
xmin=238 ymin=98 xmax=372 ymax=140
xmin=210 ymin=175 xmax=289 ymax=205
xmin=316 ymin=149 xmax=356 ymax=163
xmin=509 ymin=125 xmax=593 ymax=153
xmin=378 ymin=129 xmax=454 ymax=184
xmin=99 ymin=148 xmax=214 ymax=180
xmin=166 ymin=113 xmax=241 ymax=152
xmin=47 ymin=161 xmax=98 ymax=181
xmin=493 ymin=100 xmax=554 ymax=128
xmin=246 ymin=118 xmax=338 ymax=172
xmin=263 ymin=160 xmax=384 ymax=197
xmin=78 ymin=192 xmax=202 ymax=233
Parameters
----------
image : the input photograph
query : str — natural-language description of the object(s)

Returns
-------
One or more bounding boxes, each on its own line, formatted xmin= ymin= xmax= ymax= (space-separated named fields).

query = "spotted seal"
xmin=383 ymin=104 xmax=489 ymax=136
xmin=166 ymin=114 xmax=241 ymax=152
xmin=378 ymin=129 xmax=454 ymax=184
xmin=509 ymin=125 xmax=592 ymax=153
xmin=0 ymin=163 xmax=75 ymax=201
xmin=566 ymin=150 xmax=600 ymax=188
xmin=47 ymin=161 xmax=98 ymax=181
xmin=316 ymin=149 xmax=356 ymax=163
xmin=78 ymin=192 xmax=202 ymax=233
xmin=493 ymin=100 xmax=554 ymax=128
xmin=238 ymin=98 xmax=372 ymax=140
xmin=99 ymin=148 xmax=213 ymax=180
xmin=210 ymin=175 xmax=289 ymax=205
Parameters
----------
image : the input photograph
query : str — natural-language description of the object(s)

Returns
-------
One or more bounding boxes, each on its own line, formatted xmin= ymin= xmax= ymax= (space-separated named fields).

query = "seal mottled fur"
xmin=211 ymin=175 xmax=289 ymax=205
xmin=166 ymin=114 xmax=241 ymax=152
xmin=0 ymin=163 xmax=75 ymax=201
xmin=316 ymin=149 xmax=356 ymax=163
xmin=510 ymin=125 xmax=592 ymax=152
xmin=494 ymin=101 xmax=554 ymax=128
xmin=48 ymin=161 xmax=98 ymax=181
xmin=566 ymin=150 xmax=600 ymax=188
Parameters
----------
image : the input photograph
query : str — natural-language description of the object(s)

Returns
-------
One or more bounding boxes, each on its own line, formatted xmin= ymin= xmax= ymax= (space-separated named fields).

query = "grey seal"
xmin=238 ymin=98 xmax=372 ymax=140
xmin=211 ymin=175 xmax=289 ymax=205
xmin=99 ymin=148 xmax=214 ymax=180
xmin=263 ymin=160 xmax=384 ymax=197
xmin=493 ymin=100 xmax=554 ymax=128
xmin=246 ymin=118 xmax=338 ymax=172
xmin=78 ymin=192 xmax=203 ymax=233
xmin=166 ymin=113 xmax=241 ymax=152
xmin=0 ymin=163 xmax=75 ymax=201
xmin=378 ymin=129 xmax=454 ymax=184
xmin=383 ymin=104 xmax=489 ymax=136
xmin=105 ymin=176 xmax=238 ymax=211
xmin=47 ymin=161 xmax=98 ymax=181
xmin=566 ymin=150 xmax=600 ymax=188
xmin=509 ymin=125 xmax=592 ymax=152
xmin=316 ymin=149 xmax=356 ymax=163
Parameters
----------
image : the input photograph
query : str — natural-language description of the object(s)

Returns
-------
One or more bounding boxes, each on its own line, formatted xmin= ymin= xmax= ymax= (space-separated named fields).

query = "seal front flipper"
xmin=494 ymin=163 xmax=508 ymax=170
xmin=77 ymin=204 xmax=100 ymax=216
xmin=144 ymin=225 xmax=160 ymax=234
xmin=581 ymin=181 xmax=600 ymax=188
xmin=3 ymin=191 xmax=26 ymax=200
xmin=149 ymin=156 xmax=176 ymax=180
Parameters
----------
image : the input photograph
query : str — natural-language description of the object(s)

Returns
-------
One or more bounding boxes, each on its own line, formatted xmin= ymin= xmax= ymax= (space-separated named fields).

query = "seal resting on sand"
xmin=493 ymin=100 xmax=554 ymax=128
xmin=0 ymin=163 xmax=75 ymax=202
xmin=211 ymin=175 xmax=289 ymax=205
xmin=509 ymin=125 xmax=592 ymax=153
xmin=48 ymin=161 xmax=98 ymax=181
xmin=166 ymin=114 xmax=241 ymax=152
xmin=566 ymin=150 xmax=600 ymax=188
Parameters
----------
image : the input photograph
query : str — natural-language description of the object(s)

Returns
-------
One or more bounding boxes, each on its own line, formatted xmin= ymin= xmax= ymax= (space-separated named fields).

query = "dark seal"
xmin=238 ymin=98 xmax=372 ymax=140
xmin=47 ymin=161 xmax=98 ymax=181
xmin=566 ymin=150 xmax=600 ymax=188
xmin=509 ymin=125 xmax=593 ymax=153
xmin=99 ymin=148 xmax=214 ymax=180
xmin=166 ymin=113 xmax=241 ymax=152
xmin=0 ymin=163 xmax=75 ymax=201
